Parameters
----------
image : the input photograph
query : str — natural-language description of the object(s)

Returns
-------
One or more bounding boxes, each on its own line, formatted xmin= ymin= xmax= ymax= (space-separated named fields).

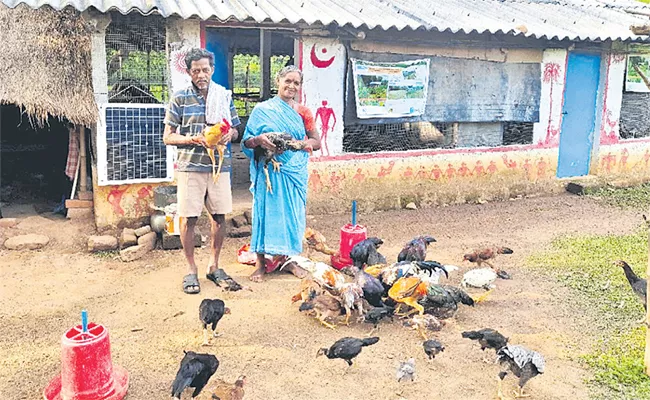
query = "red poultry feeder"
xmin=331 ymin=201 xmax=367 ymax=270
xmin=44 ymin=314 xmax=128 ymax=400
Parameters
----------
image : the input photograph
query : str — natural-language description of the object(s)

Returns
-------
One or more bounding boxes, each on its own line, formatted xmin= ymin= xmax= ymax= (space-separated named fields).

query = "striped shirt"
xmin=164 ymin=84 xmax=241 ymax=173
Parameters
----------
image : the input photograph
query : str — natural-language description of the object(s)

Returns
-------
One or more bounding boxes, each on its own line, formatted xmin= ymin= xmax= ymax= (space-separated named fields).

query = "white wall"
xmin=598 ymin=52 xmax=626 ymax=145
xmin=532 ymin=48 xmax=567 ymax=146
xmin=299 ymin=37 xmax=346 ymax=157
xmin=166 ymin=18 xmax=201 ymax=94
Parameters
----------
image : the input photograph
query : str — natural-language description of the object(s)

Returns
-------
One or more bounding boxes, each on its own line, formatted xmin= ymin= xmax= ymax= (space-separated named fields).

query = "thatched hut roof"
xmin=0 ymin=4 xmax=97 ymax=126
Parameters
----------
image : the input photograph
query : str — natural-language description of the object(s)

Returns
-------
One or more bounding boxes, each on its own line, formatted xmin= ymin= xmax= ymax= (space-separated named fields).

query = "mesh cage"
xmin=232 ymin=54 xmax=292 ymax=117
xmin=105 ymin=13 xmax=168 ymax=104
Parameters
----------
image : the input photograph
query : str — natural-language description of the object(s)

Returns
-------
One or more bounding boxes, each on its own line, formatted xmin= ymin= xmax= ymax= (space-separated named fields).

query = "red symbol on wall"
xmin=644 ymin=150 xmax=650 ymax=168
xmin=600 ymin=110 xmax=619 ymax=145
xmin=134 ymin=185 xmax=154 ymax=216
xmin=601 ymin=152 xmax=616 ymax=173
xmin=315 ymin=100 xmax=337 ymax=157
xmin=430 ymin=165 xmax=443 ymax=180
xmin=502 ymin=154 xmax=517 ymax=169
xmin=171 ymin=49 xmax=189 ymax=74
xmin=415 ymin=166 xmax=428 ymax=179
xmin=523 ymin=159 xmax=532 ymax=179
xmin=445 ymin=164 xmax=456 ymax=180
xmin=613 ymin=53 xmax=627 ymax=63
xmin=329 ymin=171 xmax=345 ymax=193
xmin=402 ymin=167 xmax=414 ymax=179
xmin=537 ymin=158 xmax=548 ymax=178
xmin=472 ymin=161 xmax=485 ymax=176
xmin=353 ymin=168 xmax=366 ymax=183
xmin=107 ymin=186 xmax=127 ymax=216
xmin=378 ymin=161 xmax=395 ymax=178
xmin=310 ymin=44 xmax=335 ymax=68
xmin=543 ymin=62 xmax=562 ymax=147
xmin=458 ymin=162 xmax=471 ymax=177
xmin=309 ymin=170 xmax=323 ymax=192
xmin=487 ymin=161 xmax=498 ymax=174
xmin=619 ymin=148 xmax=629 ymax=171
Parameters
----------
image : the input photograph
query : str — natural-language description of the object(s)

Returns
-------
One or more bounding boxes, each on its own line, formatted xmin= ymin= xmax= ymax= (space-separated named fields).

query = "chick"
xmin=423 ymin=339 xmax=445 ymax=360
xmin=396 ymin=358 xmax=416 ymax=382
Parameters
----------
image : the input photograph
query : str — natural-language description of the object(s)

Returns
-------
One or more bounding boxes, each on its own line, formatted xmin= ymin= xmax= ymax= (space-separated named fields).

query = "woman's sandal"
xmin=182 ymin=273 xmax=200 ymax=294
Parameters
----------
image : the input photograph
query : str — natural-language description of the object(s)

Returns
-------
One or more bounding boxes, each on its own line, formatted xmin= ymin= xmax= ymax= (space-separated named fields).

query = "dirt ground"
xmin=0 ymin=193 xmax=644 ymax=400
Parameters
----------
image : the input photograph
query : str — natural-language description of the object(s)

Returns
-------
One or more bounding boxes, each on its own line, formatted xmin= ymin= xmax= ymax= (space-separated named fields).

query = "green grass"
xmin=585 ymin=183 xmax=650 ymax=210
xmin=526 ymin=231 xmax=650 ymax=399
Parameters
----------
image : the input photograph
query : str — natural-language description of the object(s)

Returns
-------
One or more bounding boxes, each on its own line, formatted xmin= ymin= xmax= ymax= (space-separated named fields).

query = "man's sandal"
xmin=182 ymin=273 xmax=200 ymax=294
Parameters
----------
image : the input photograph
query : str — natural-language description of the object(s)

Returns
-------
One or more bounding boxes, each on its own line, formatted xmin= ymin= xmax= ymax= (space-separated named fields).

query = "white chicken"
xmin=462 ymin=268 xmax=497 ymax=290
xmin=280 ymin=256 xmax=346 ymax=290
xmin=382 ymin=261 xmax=451 ymax=287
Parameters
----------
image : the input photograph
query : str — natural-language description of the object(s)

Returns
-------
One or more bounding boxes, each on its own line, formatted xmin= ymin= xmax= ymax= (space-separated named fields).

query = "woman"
xmin=242 ymin=65 xmax=321 ymax=282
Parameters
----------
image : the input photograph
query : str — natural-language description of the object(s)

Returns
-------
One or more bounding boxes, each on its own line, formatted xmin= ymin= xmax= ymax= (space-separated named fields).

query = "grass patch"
xmin=585 ymin=183 xmax=650 ymax=210
xmin=526 ymin=230 xmax=650 ymax=398
xmin=92 ymin=250 xmax=119 ymax=259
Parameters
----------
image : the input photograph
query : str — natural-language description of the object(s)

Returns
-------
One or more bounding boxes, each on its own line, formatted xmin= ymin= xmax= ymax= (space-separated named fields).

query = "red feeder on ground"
xmin=331 ymin=201 xmax=367 ymax=270
xmin=44 ymin=311 xmax=128 ymax=400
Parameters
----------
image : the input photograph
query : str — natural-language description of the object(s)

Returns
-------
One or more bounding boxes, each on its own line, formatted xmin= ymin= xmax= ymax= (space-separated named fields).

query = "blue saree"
xmin=241 ymin=96 xmax=309 ymax=256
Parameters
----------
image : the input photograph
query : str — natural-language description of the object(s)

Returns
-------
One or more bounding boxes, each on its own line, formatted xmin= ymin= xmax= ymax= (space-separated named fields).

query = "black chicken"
xmin=496 ymin=345 xmax=545 ymax=399
xmin=344 ymin=265 xmax=386 ymax=308
xmin=419 ymin=284 xmax=475 ymax=319
xmin=206 ymin=268 xmax=243 ymax=292
xmin=614 ymin=260 xmax=647 ymax=311
xmin=171 ymin=351 xmax=219 ymax=399
xmin=364 ymin=305 xmax=395 ymax=334
xmin=199 ymin=299 xmax=230 ymax=346
xmin=397 ymin=235 xmax=437 ymax=262
xmin=253 ymin=132 xmax=307 ymax=194
xmin=349 ymin=237 xmax=386 ymax=267
xmin=423 ymin=339 xmax=445 ymax=360
xmin=317 ymin=336 xmax=380 ymax=367
xmin=462 ymin=328 xmax=508 ymax=362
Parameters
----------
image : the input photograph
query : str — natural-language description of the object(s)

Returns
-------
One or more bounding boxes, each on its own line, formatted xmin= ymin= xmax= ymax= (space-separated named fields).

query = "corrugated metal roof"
xmin=3 ymin=0 xmax=650 ymax=42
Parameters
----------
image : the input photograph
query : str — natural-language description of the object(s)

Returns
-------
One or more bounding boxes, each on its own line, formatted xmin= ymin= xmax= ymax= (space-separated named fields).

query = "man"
xmin=163 ymin=48 xmax=240 ymax=294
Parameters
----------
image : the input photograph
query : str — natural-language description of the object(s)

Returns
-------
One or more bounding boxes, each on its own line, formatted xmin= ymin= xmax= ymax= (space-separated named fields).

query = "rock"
xmin=566 ymin=182 xmax=585 ymax=195
xmin=137 ymin=232 xmax=157 ymax=249
xmin=4 ymin=234 xmax=50 ymax=250
xmin=243 ymin=210 xmax=252 ymax=224
xmin=405 ymin=202 xmax=417 ymax=210
xmin=229 ymin=225 xmax=252 ymax=238
xmin=162 ymin=231 xmax=201 ymax=250
xmin=16 ymin=216 xmax=51 ymax=230
xmin=0 ymin=218 xmax=18 ymax=228
xmin=119 ymin=244 xmax=151 ymax=262
xmin=231 ymin=215 xmax=248 ymax=228
xmin=134 ymin=225 xmax=152 ymax=237
xmin=87 ymin=235 xmax=119 ymax=252
xmin=120 ymin=228 xmax=138 ymax=248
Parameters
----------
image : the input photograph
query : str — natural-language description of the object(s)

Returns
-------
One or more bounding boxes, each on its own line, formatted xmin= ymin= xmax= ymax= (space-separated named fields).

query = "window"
xmin=97 ymin=104 xmax=173 ymax=185
xmin=232 ymin=54 xmax=291 ymax=116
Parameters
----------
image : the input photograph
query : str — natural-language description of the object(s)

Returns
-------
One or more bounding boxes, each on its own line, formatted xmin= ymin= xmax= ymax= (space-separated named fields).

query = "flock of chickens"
xmin=168 ymin=231 xmax=550 ymax=400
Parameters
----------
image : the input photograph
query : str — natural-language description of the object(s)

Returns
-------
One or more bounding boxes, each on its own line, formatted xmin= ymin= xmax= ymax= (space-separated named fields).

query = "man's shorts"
xmin=176 ymin=171 xmax=233 ymax=217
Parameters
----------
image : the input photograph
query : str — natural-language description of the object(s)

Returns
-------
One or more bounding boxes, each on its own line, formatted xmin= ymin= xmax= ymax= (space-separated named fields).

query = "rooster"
xmin=614 ymin=260 xmax=647 ymax=316
xmin=171 ymin=351 xmax=219 ymax=400
xmin=209 ymin=375 xmax=246 ymax=400
xmin=388 ymin=276 xmax=429 ymax=316
xmin=496 ymin=345 xmax=545 ymax=400
xmin=253 ymin=132 xmax=309 ymax=194
xmin=317 ymin=336 xmax=380 ymax=368
xmin=419 ymin=284 xmax=477 ymax=319
xmin=304 ymin=227 xmax=336 ymax=257
xmin=397 ymin=235 xmax=437 ymax=262
xmin=203 ymin=119 xmax=231 ymax=184
xmin=350 ymin=237 xmax=386 ymax=267
xmin=199 ymin=299 xmax=230 ymax=346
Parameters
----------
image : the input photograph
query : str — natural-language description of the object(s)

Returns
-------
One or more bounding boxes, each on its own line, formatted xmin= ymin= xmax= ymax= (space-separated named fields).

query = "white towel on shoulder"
xmin=205 ymin=81 xmax=232 ymax=125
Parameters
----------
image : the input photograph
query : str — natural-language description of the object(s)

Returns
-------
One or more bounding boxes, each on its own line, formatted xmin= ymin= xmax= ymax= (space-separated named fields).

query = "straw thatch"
xmin=0 ymin=3 xmax=97 ymax=126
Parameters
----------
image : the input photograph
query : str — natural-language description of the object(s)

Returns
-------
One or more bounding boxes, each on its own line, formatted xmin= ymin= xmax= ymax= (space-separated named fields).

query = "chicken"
xmin=496 ymin=345 xmax=545 ymax=399
xmin=291 ymin=276 xmax=325 ymax=303
xmin=364 ymin=305 xmax=395 ymax=335
xmin=304 ymin=227 xmax=336 ymax=257
xmin=614 ymin=260 xmax=647 ymax=312
xmin=171 ymin=351 xmax=219 ymax=399
xmin=423 ymin=339 xmax=445 ymax=360
xmin=299 ymin=291 xmax=344 ymax=329
xmin=199 ymin=299 xmax=231 ymax=346
xmin=253 ymin=132 xmax=308 ymax=194
xmin=209 ymin=375 xmax=246 ymax=400
xmin=343 ymin=265 xmax=386 ymax=308
xmin=463 ymin=247 xmax=513 ymax=278
xmin=462 ymin=268 xmax=497 ymax=290
xmin=381 ymin=261 xmax=449 ymax=288
xmin=419 ymin=284 xmax=476 ymax=319
xmin=462 ymin=328 xmax=508 ymax=362
xmin=396 ymin=358 xmax=416 ymax=382
xmin=281 ymin=257 xmax=345 ymax=290
xmin=363 ymin=264 xmax=389 ymax=279
xmin=397 ymin=235 xmax=437 ymax=262
xmin=402 ymin=314 xmax=444 ymax=339
xmin=206 ymin=268 xmax=245 ymax=292
xmin=316 ymin=336 xmax=380 ymax=367
xmin=349 ymin=237 xmax=386 ymax=267
xmin=388 ymin=276 xmax=429 ymax=316
xmin=339 ymin=282 xmax=365 ymax=325
xmin=203 ymin=119 xmax=231 ymax=183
